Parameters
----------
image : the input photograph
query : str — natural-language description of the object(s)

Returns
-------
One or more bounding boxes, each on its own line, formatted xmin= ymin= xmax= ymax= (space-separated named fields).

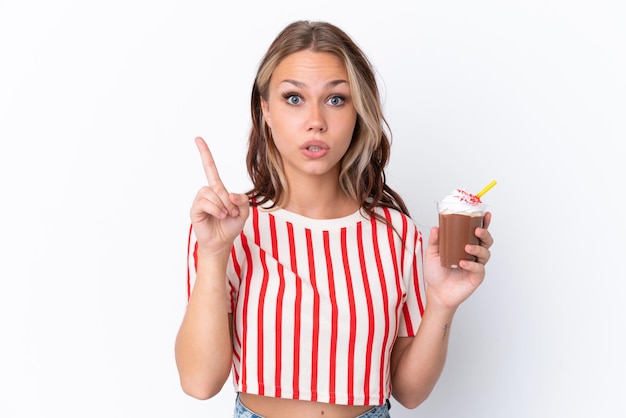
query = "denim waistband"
xmin=233 ymin=395 xmax=390 ymax=418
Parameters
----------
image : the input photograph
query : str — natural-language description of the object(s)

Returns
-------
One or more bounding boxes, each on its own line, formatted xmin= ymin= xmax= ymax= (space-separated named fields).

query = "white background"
xmin=1 ymin=1 xmax=624 ymax=417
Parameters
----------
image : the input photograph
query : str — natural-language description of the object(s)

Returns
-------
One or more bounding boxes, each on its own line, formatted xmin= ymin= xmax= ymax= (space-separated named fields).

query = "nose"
xmin=307 ymin=104 xmax=327 ymax=132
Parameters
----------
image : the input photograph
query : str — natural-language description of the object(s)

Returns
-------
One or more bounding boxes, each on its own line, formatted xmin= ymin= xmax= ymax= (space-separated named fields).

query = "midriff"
xmin=239 ymin=393 xmax=375 ymax=418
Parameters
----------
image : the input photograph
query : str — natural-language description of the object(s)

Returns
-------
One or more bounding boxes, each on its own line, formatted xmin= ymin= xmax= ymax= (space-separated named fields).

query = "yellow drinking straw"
xmin=475 ymin=180 xmax=497 ymax=198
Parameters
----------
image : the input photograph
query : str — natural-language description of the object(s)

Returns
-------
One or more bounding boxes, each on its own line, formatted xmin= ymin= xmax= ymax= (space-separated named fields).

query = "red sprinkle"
xmin=457 ymin=189 xmax=482 ymax=204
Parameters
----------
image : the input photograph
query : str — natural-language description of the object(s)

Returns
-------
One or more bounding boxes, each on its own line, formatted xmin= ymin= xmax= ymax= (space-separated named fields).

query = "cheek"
xmin=268 ymin=105 xmax=298 ymax=130
xmin=272 ymin=115 xmax=295 ymax=132
xmin=337 ymin=113 xmax=357 ymax=140
xmin=268 ymin=118 xmax=295 ymax=147
xmin=268 ymin=123 xmax=291 ymax=153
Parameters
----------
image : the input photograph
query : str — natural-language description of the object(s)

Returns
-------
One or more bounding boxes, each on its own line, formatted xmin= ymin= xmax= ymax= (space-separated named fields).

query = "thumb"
xmin=425 ymin=226 xmax=440 ymax=258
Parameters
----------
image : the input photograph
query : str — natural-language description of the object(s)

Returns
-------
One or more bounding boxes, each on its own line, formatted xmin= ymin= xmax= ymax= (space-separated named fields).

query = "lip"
xmin=301 ymin=140 xmax=329 ymax=159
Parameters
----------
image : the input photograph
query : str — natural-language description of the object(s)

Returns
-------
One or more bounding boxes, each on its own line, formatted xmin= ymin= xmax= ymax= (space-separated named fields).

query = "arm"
xmin=391 ymin=214 xmax=493 ymax=408
xmin=390 ymin=291 xmax=456 ymax=408
xmin=174 ymin=137 xmax=249 ymax=399
xmin=175 ymin=249 xmax=234 ymax=399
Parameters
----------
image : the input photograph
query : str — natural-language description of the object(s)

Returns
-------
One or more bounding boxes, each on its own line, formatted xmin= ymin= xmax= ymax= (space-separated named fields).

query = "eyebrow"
xmin=280 ymin=79 xmax=349 ymax=88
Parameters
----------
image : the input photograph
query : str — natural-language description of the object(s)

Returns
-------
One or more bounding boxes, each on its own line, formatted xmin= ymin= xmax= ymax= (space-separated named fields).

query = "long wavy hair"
xmin=246 ymin=20 xmax=410 ymax=220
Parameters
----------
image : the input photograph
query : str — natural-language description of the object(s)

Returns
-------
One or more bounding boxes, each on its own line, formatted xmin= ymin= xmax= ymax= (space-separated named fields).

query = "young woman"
xmin=175 ymin=20 xmax=493 ymax=418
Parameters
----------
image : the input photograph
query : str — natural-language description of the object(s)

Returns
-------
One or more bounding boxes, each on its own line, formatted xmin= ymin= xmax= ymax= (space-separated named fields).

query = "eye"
xmin=283 ymin=93 xmax=302 ymax=105
xmin=327 ymin=95 xmax=346 ymax=106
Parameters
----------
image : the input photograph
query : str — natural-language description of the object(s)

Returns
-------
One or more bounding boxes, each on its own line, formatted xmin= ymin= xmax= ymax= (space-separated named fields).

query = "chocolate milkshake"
xmin=437 ymin=189 xmax=486 ymax=268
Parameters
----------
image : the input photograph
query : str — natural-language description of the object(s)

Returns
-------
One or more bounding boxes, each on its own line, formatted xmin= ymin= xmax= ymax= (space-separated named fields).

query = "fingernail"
xmin=231 ymin=208 xmax=239 ymax=217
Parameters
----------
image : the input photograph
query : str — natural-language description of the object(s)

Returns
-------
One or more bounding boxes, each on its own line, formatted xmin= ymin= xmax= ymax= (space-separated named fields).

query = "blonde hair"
xmin=246 ymin=20 xmax=409 ymax=219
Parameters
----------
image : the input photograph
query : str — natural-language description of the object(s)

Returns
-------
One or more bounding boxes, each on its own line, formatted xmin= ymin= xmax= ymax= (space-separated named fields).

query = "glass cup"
xmin=437 ymin=201 xmax=486 ymax=268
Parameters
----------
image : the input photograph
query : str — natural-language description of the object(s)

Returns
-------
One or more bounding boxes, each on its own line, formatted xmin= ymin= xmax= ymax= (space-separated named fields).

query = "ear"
xmin=260 ymin=97 xmax=272 ymax=128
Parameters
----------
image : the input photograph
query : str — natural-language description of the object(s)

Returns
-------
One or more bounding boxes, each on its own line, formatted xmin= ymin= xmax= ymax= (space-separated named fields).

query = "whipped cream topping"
xmin=438 ymin=189 xmax=485 ymax=215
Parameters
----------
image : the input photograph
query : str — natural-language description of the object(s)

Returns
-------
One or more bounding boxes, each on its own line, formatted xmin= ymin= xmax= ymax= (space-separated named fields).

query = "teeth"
xmin=308 ymin=146 xmax=322 ymax=151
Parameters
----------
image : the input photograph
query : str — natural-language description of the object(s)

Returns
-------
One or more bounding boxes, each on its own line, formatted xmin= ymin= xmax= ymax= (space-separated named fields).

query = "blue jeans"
xmin=234 ymin=395 xmax=391 ymax=417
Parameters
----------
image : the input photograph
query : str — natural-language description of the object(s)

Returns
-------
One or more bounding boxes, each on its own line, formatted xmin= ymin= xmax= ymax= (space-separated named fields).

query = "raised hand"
xmin=190 ymin=137 xmax=250 ymax=256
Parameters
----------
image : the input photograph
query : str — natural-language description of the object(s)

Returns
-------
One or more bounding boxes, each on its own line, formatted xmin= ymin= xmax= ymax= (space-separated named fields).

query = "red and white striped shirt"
xmin=187 ymin=205 xmax=426 ymax=406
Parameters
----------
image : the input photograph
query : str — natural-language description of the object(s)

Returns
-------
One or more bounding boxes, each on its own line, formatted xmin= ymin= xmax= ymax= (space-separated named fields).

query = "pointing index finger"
xmin=195 ymin=136 xmax=222 ymax=185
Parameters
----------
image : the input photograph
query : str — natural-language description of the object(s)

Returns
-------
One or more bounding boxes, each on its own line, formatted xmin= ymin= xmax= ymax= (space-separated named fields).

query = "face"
xmin=260 ymin=50 xmax=357 ymax=184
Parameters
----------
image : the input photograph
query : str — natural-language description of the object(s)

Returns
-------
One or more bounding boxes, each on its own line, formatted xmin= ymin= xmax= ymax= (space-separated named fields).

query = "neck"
xmin=279 ymin=178 xmax=359 ymax=219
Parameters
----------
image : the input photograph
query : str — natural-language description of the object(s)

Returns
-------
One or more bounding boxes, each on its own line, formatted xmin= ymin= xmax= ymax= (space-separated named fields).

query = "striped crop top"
xmin=187 ymin=204 xmax=426 ymax=406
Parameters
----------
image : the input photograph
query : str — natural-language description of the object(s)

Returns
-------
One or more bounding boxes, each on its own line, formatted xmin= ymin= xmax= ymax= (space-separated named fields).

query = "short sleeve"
xmin=186 ymin=224 xmax=197 ymax=302
xmin=397 ymin=223 xmax=427 ymax=337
